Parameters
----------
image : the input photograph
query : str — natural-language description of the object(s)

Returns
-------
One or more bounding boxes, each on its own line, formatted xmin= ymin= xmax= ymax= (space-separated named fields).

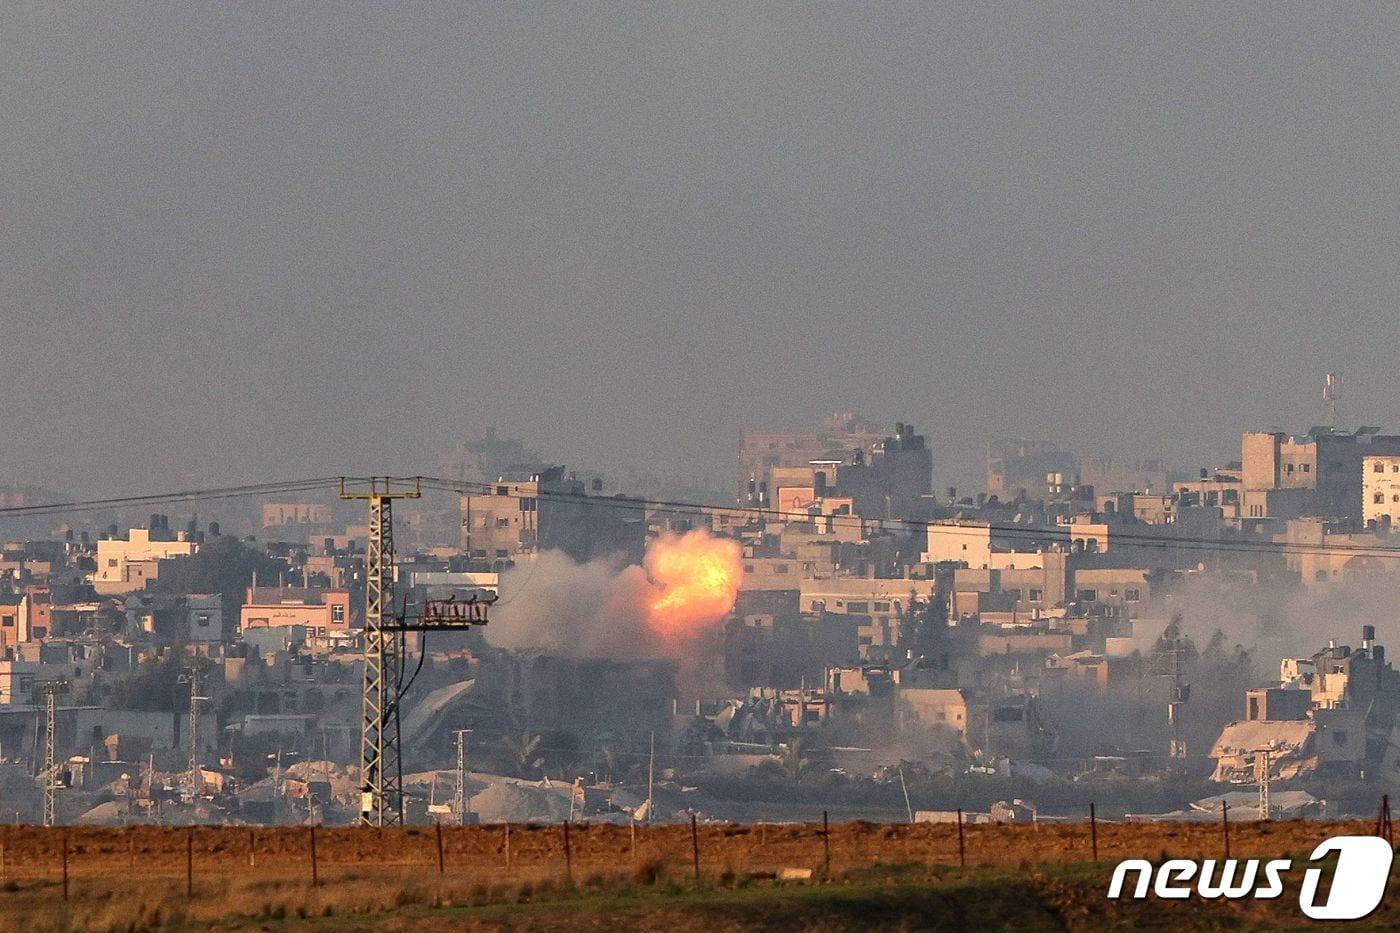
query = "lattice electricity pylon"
xmin=341 ymin=476 xmax=422 ymax=826
xmin=37 ymin=680 xmax=68 ymax=827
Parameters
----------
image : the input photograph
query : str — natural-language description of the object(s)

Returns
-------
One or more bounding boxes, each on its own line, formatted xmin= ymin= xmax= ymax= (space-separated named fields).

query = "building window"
xmin=873 ymin=601 xmax=890 ymax=612
xmin=332 ymin=605 xmax=346 ymax=623
xmin=1029 ymin=589 xmax=1042 ymax=602
xmin=195 ymin=613 xmax=211 ymax=628
xmin=1125 ymin=588 xmax=1141 ymax=602
xmin=1077 ymin=589 xmax=1098 ymax=602
xmin=1376 ymin=494 xmax=1385 ymax=504
xmin=1376 ymin=463 xmax=1386 ymax=473
xmin=847 ymin=601 xmax=869 ymax=613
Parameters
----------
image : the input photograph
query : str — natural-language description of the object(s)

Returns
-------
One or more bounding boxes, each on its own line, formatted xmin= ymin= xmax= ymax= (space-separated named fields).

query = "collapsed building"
xmin=1211 ymin=625 xmax=1399 ymax=783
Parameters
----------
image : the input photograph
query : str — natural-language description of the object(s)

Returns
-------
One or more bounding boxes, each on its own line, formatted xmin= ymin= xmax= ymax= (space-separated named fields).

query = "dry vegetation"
xmin=0 ymin=819 xmax=1385 ymax=930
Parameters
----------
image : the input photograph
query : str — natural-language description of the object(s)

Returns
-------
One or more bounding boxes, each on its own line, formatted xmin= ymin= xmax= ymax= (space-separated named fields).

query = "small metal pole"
xmin=690 ymin=813 xmax=700 ymax=881
xmin=504 ymin=822 xmax=511 ymax=869
xmin=435 ymin=821 xmax=445 ymax=874
xmin=61 ymin=830 xmax=69 ymax=901
xmin=186 ymin=827 xmax=194 ymax=898
xmin=1222 ymin=801 xmax=1230 ymax=860
xmin=248 ymin=829 xmax=256 ymax=868
xmin=956 ymin=808 xmax=965 ymax=867
xmin=630 ymin=819 xmax=637 ymax=862
xmin=309 ymin=824 xmax=319 ymax=886
xmin=822 ymin=811 xmax=831 ymax=878
xmin=1089 ymin=803 xmax=1098 ymax=863
xmin=127 ymin=825 xmax=135 ymax=869
xmin=562 ymin=820 xmax=573 ymax=882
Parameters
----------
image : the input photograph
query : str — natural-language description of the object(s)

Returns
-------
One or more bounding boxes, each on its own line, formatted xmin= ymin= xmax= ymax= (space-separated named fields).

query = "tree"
xmin=110 ymin=650 xmax=212 ymax=711
xmin=779 ymin=737 xmax=817 ymax=785
xmin=152 ymin=536 xmax=284 ymax=603
xmin=501 ymin=731 xmax=544 ymax=778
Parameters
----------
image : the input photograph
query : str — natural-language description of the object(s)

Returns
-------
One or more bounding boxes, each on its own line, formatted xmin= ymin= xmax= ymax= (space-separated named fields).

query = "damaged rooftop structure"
xmin=1210 ymin=625 xmax=1399 ymax=784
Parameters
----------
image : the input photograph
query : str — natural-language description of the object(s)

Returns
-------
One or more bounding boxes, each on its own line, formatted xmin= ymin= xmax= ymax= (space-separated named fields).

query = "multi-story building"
xmin=240 ymin=586 xmax=353 ymax=638
xmin=92 ymin=522 xmax=197 ymax=595
xmin=986 ymin=439 xmax=1078 ymax=502
xmin=1242 ymin=427 xmax=1400 ymax=521
xmin=261 ymin=503 xmax=332 ymax=527
xmin=1363 ymin=454 xmax=1400 ymax=526
xmin=459 ymin=466 xmax=645 ymax=565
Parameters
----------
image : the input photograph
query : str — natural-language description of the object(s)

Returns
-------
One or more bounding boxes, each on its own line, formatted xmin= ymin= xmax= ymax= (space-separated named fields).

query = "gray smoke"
xmin=485 ymin=550 xmax=661 ymax=658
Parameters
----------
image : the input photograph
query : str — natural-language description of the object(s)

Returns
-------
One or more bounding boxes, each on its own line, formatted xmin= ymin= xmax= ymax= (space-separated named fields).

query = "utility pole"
xmin=340 ymin=477 xmax=490 ymax=828
xmin=1255 ymin=748 xmax=1273 ymax=820
xmin=646 ymin=731 xmax=655 ymax=825
xmin=179 ymin=665 xmax=207 ymax=798
xmin=341 ymin=477 xmax=421 ymax=826
xmin=38 ymin=681 xmax=68 ymax=828
xmin=452 ymin=728 xmax=472 ymax=825
xmin=1166 ymin=637 xmax=1188 ymax=764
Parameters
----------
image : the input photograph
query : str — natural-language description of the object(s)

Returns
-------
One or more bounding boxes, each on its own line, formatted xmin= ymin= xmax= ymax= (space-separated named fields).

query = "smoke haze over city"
xmin=6 ymin=4 xmax=1400 ymax=495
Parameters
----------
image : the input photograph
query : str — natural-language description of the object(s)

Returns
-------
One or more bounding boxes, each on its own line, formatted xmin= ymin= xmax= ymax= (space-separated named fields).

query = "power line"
xmin=0 ymin=478 xmax=343 ymax=518
xmin=423 ymin=476 xmax=1400 ymax=561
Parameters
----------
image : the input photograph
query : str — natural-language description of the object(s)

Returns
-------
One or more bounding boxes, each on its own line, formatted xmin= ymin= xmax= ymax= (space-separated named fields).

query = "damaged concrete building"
xmin=1211 ymin=625 xmax=1397 ymax=783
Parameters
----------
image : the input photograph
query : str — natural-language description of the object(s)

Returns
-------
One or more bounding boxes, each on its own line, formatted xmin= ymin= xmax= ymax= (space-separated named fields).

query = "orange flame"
xmin=645 ymin=530 xmax=743 ymax=640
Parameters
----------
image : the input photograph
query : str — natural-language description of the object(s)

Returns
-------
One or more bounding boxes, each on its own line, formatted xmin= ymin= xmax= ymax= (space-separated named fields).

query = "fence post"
xmin=956 ymin=809 xmax=965 ymax=868
xmin=562 ymin=821 xmax=573 ymax=883
xmin=1089 ymin=803 xmax=1098 ymax=863
xmin=248 ymin=829 xmax=256 ymax=869
xmin=629 ymin=819 xmax=637 ymax=863
xmin=822 ymin=811 xmax=831 ymax=879
xmin=186 ymin=827 xmax=194 ymax=898
xmin=436 ymin=822 xmax=445 ymax=874
xmin=309 ymin=824 xmax=319 ymax=887
xmin=127 ymin=825 xmax=135 ymax=870
xmin=1222 ymin=802 xmax=1230 ymax=860
xmin=61 ymin=830 xmax=69 ymax=901
xmin=504 ymin=822 xmax=511 ymax=869
xmin=690 ymin=813 xmax=700 ymax=881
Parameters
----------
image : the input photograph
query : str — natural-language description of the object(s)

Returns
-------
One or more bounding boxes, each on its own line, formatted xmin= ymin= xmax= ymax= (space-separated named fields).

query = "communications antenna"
xmin=178 ymin=665 xmax=207 ymax=798
xmin=1324 ymin=373 xmax=1341 ymax=427
xmin=38 ymin=681 xmax=68 ymax=827
xmin=340 ymin=477 xmax=492 ymax=826
xmin=452 ymin=728 xmax=472 ymax=825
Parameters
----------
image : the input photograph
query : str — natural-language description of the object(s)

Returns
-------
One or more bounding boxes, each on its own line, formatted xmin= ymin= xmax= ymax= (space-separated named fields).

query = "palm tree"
xmin=597 ymin=744 xmax=625 ymax=783
xmin=780 ymin=738 xmax=815 ymax=785
xmin=502 ymin=731 xmax=544 ymax=778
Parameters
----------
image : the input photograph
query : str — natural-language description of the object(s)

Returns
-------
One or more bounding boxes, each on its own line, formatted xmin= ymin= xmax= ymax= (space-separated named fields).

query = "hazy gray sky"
xmin=4 ymin=3 xmax=1400 ymax=496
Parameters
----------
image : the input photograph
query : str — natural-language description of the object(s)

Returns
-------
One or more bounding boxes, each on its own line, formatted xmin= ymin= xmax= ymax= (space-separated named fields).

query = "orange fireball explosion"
xmin=644 ymin=530 xmax=743 ymax=640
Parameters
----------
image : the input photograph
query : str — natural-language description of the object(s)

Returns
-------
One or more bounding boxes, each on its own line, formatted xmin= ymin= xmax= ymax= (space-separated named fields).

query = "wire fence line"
xmin=0 ymin=815 xmax=1376 ymax=900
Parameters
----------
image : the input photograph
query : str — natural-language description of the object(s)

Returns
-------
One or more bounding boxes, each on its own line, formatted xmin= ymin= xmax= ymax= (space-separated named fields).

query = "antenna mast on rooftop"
xmin=1324 ymin=373 xmax=1341 ymax=427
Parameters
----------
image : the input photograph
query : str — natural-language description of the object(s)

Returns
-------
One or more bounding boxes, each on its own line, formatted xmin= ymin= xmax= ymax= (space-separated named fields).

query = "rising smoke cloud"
xmin=486 ymin=529 xmax=742 ymax=659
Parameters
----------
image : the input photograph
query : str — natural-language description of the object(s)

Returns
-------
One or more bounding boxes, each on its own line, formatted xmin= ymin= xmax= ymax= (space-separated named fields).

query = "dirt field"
xmin=0 ymin=819 xmax=1386 ymax=930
